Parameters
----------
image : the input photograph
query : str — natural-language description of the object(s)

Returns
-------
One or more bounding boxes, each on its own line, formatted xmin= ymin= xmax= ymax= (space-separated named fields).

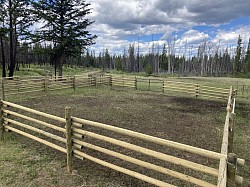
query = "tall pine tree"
xmin=234 ymin=35 xmax=242 ymax=76
xmin=244 ymin=38 xmax=250 ymax=73
xmin=32 ymin=0 xmax=97 ymax=76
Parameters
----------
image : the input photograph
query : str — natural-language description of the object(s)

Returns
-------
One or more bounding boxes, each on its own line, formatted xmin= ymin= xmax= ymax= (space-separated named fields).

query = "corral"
xmin=0 ymin=75 xmax=248 ymax=187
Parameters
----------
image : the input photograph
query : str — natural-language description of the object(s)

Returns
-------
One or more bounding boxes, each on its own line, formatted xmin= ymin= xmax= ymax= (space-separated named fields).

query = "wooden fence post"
xmin=162 ymin=80 xmax=165 ymax=93
xmin=232 ymin=89 xmax=237 ymax=98
xmin=195 ymin=83 xmax=200 ymax=98
xmin=110 ymin=75 xmax=113 ymax=89
xmin=94 ymin=77 xmax=97 ymax=88
xmin=148 ymin=79 xmax=151 ymax=91
xmin=65 ymin=107 xmax=73 ymax=173
xmin=44 ymin=78 xmax=48 ymax=95
xmin=16 ymin=77 xmax=20 ymax=92
xmin=72 ymin=76 xmax=76 ymax=91
xmin=1 ymin=78 xmax=5 ymax=100
xmin=135 ymin=76 xmax=137 ymax=90
xmin=227 ymin=153 xmax=237 ymax=187
xmin=0 ymin=100 xmax=4 ymax=140
xmin=228 ymin=113 xmax=235 ymax=153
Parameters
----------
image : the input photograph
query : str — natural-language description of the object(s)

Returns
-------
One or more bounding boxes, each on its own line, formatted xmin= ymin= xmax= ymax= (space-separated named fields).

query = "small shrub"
xmin=145 ymin=64 xmax=153 ymax=75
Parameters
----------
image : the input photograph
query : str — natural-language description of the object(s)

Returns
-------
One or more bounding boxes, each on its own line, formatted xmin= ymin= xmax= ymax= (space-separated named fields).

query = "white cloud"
xmin=86 ymin=0 xmax=250 ymax=55
xmin=212 ymin=26 xmax=250 ymax=46
xmin=180 ymin=30 xmax=209 ymax=45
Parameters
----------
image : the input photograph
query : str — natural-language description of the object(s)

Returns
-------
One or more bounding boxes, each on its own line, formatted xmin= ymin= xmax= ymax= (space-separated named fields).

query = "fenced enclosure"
xmin=0 ymin=74 xmax=232 ymax=100
xmin=0 ymin=85 xmax=245 ymax=187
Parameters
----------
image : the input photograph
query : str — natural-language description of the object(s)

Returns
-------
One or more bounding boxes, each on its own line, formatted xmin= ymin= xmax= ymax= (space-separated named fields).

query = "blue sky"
xmin=86 ymin=0 xmax=250 ymax=55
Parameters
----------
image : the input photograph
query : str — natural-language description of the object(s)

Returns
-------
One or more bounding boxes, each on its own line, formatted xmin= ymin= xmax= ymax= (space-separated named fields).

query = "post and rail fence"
xmin=0 ymin=74 xmax=232 ymax=101
xmin=0 ymin=85 xmax=245 ymax=187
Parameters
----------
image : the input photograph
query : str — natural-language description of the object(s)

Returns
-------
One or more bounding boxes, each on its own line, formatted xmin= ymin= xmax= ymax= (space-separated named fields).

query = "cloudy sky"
xmin=86 ymin=0 xmax=250 ymax=56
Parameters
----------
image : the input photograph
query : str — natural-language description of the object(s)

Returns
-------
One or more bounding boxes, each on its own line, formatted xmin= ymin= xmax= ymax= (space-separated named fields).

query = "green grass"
xmin=1 ymin=65 xmax=101 ymax=77
xmin=0 ymin=134 xmax=75 ymax=187
xmin=0 ymin=133 xmax=123 ymax=187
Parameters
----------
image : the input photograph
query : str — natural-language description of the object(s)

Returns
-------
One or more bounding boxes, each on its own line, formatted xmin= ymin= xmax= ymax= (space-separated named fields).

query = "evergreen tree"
xmin=115 ymin=55 xmax=123 ymax=71
xmin=222 ymin=48 xmax=231 ymax=74
xmin=160 ymin=43 xmax=168 ymax=71
xmin=128 ymin=44 xmax=135 ymax=72
xmin=234 ymin=35 xmax=242 ymax=76
xmin=0 ymin=0 xmax=33 ymax=77
xmin=32 ymin=0 xmax=97 ymax=76
xmin=244 ymin=38 xmax=250 ymax=73
xmin=104 ymin=48 xmax=110 ymax=69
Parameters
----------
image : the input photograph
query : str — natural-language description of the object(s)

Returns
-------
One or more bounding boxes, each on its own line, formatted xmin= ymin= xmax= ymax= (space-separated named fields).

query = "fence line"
xmin=0 ymin=91 xmax=245 ymax=186
xmin=0 ymin=74 xmax=232 ymax=100
xmin=109 ymin=75 xmax=230 ymax=99
xmin=217 ymin=87 xmax=244 ymax=187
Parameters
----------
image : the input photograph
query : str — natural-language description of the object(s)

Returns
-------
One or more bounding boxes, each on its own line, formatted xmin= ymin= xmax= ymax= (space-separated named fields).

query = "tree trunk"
xmin=8 ymin=0 xmax=15 ymax=77
xmin=54 ymin=59 xmax=57 ymax=77
xmin=58 ymin=54 xmax=64 ymax=77
xmin=14 ymin=25 xmax=18 ymax=71
xmin=0 ymin=36 xmax=6 ymax=77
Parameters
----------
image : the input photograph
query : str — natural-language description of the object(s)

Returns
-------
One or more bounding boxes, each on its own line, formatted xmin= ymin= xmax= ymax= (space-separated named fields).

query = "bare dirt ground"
xmin=4 ymin=87 xmax=228 ymax=187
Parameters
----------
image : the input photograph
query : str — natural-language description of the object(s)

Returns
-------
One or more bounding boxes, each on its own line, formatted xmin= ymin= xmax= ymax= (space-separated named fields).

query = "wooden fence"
xmin=110 ymin=75 xmax=230 ymax=100
xmin=1 ymin=74 xmax=231 ymax=100
xmin=217 ymin=87 xmax=243 ymax=187
xmin=0 ymin=88 xmax=245 ymax=187
xmin=0 ymin=75 xmax=111 ymax=100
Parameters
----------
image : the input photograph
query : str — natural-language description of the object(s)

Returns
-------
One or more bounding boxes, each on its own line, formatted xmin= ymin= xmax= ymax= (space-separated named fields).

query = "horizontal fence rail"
xmin=0 ymin=91 xmax=245 ymax=186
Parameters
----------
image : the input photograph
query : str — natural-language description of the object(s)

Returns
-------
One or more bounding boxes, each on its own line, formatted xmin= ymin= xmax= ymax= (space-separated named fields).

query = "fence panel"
xmin=111 ymin=76 xmax=136 ymax=89
xmin=136 ymin=77 xmax=164 ymax=92
xmin=1 ymin=100 xmax=66 ymax=152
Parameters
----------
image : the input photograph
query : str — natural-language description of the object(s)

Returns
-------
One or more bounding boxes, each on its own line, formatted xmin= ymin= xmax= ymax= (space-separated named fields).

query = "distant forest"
xmin=1 ymin=35 xmax=249 ymax=77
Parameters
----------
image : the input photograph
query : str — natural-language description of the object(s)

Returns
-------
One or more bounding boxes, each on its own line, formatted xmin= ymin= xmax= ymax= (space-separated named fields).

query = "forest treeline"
xmin=3 ymin=35 xmax=249 ymax=77
xmin=0 ymin=1 xmax=250 ymax=77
